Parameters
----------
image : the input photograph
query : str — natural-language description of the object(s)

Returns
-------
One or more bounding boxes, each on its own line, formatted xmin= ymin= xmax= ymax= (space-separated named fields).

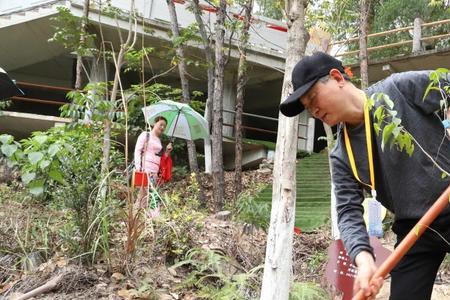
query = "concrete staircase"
xmin=255 ymin=152 xmax=331 ymax=232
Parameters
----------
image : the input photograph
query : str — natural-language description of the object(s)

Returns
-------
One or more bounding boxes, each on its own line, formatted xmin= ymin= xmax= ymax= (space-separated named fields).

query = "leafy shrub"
xmin=0 ymin=125 xmax=123 ymax=262
xmin=233 ymin=184 xmax=270 ymax=230
xmin=152 ymin=174 xmax=205 ymax=262
xmin=0 ymin=126 xmax=105 ymax=200
xmin=173 ymin=248 xmax=262 ymax=300
xmin=289 ymin=282 xmax=329 ymax=300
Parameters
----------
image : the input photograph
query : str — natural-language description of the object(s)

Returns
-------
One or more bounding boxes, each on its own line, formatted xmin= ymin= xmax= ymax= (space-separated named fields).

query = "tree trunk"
xmin=359 ymin=0 xmax=370 ymax=89
xmin=166 ymin=0 xmax=199 ymax=173
xmin=212 ymin=0 xmax=227 ymax=209
xmin=74 ymin=0 xmax=90 ymax=90
xmin=234 ymin=0 xmax=253 ymax=199
xmin=101 ymin=0 xmax=135 ymax=176
xmin=190 ymin=0 xmax=215 ymax=174
xmin=260 ymin=1 xmax=308 ymax=299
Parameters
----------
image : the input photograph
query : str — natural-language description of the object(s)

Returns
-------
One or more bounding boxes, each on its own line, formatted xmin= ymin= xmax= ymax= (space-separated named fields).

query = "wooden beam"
xmin=16 ymin=81 xmax=73 ymax=93
xmin=11 ymin=96 xmax=66 ymax=106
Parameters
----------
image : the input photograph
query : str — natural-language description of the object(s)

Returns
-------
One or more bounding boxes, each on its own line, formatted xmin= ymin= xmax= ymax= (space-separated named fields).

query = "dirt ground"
xmin=1 ymin=168 xmax=450 ymax=299
xmin=374 ymin=232 xmax=450 ymax=300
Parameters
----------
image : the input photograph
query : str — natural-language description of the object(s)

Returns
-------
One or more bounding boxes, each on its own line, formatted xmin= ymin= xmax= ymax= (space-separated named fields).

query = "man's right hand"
xmin=354 ymin=251 xmax=384 ymax=299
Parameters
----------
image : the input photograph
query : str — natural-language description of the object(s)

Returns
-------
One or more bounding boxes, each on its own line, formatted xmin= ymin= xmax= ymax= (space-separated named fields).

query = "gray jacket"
xmin=330 ymin=71 xmax=450 ymax=262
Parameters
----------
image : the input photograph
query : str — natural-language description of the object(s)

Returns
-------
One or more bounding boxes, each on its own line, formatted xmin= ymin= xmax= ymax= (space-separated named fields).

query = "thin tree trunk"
xmin=190 ymin=0 xmax=215 ymax=174
xmin=166 ymin=0 xmax=199 ymax=173
xmin=260 ymin=0 xmax=308 ymax=298
xmin=234 ymin=0 xmax=253 ymax=199
xmin=359 ymin=0 xmax=370 ymax=89
xmin=75 ymin=0 xmax=90 ymax=90
xmin=101 ymin=0 xmax=136 ymax=176
xmin=212 ymin=0 xmax=227 ymax=209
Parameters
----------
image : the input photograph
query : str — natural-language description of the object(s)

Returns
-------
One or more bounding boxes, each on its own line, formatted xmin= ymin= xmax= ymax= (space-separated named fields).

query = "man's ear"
xmin=329 ymin=68 xmax=345 ymax=86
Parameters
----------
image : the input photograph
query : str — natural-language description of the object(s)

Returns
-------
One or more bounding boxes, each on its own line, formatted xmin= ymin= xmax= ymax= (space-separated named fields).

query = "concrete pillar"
xmin=413 ymin=17 xmax=423 ymax=53
xmin=222 ymin=75 xmax=237 ymax=137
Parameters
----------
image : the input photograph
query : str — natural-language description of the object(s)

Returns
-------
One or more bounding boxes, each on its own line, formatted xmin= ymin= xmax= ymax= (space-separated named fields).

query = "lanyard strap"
xmin=343 ymin=100 xmax=376 ymax=194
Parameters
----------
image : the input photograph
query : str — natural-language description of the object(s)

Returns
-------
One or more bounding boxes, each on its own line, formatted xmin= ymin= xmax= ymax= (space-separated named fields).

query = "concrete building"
xmin=0 ymin=0 xmax=318 ymax=170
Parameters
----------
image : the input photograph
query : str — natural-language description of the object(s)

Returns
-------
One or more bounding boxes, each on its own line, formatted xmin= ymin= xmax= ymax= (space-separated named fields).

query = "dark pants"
xmin=389 ymin=216 xmax=450 ymax=300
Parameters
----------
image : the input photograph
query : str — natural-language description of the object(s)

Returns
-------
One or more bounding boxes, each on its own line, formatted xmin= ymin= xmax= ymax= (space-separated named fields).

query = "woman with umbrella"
xmin=135 ymin=100 xmax=210 ymax=214
xmin=134 ymin=116 xmax=173 ymax=215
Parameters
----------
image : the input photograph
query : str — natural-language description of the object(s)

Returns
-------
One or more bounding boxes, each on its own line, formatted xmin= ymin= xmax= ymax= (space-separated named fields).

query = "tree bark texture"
xmin=359 ymin=0 xmax=370 ymax=89
xmin=212 ymin=0 xmax=227 ymax=209
xmin=75 ymin=0 xmax=90 ymax=90
xmin=166 ymin=0 xmax=199 ymax=173
xmin=234 ymin=0 xmax=253 ymax=199
xmin=260 ymin=1 xmax=308 ymax=299
xmin=190 ymin=0 xmax=215 ymax=174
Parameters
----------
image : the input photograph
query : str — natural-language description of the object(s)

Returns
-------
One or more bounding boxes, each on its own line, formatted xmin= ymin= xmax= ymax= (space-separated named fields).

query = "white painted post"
xmin=204 ymin=138 xmax=212 ymax=174
xmin=306 ymin=117 xmax=315 ymax=153
xmin=413 ymin=17 xmax=423 ymax=53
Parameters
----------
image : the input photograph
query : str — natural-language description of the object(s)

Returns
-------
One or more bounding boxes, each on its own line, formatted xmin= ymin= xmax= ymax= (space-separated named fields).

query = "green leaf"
xmin=33 ymin=135 xmax=48 ymax=145
xmin=28 ymin=152 xmax=44 ymax=165
xmin=430 ymin=71 xmax=439 ymax=82
xmin=366 ymin=97 xmax=374 ymax=109
xmin=1 ymin=144 xmax=18 ymax=157
xmin=49 ymin=169 xmax=64 ymax=184
xmin=442 ymin=172 xmax=448 ymax=179
xmin=39 ymin=160 xmax=51 ymax=170
xmin=381 ymin=123 xmax=395 ymax=150
xmin=392 ymin=126 xmax=401 ymax=138
xmin=28 ymin=179 xmax=45 ymax=196
xmin=436 ymin=67 xmax=449 ymax=74
xmin=21 ymin=172 xmax=36 ymax=184
xmin=374 ymin=106 xmax=384 ymax=122
xmin=406 ymin=143 xmax=414 ymax=157
xmin=423 ymin=82 xmax=434 ymax=100
xmin=384 ymin=97 xmax=394 ymax=109
xmin=48 ymin=144 xmax=61 ymax=157
xmin=0 ymin=134 xmax=13 ymax=145
xmin=397 ymin=134 xmax=406 ymax=151
xmin=373 ymin=123 xmax=380 ymax=135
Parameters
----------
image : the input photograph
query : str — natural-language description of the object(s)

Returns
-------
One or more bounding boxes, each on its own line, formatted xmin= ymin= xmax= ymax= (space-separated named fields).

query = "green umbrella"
xmin=142 ymin=100 xmax=209 ymax=140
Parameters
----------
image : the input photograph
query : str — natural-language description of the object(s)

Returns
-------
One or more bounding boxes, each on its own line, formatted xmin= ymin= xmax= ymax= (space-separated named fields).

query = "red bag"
xmin=159 ymin=153 xmax=172 ymax=183
xmin=132 ymin=170 xmax=150 ymax=187
xmin=133 ymin=132 xmax=152 ymax=187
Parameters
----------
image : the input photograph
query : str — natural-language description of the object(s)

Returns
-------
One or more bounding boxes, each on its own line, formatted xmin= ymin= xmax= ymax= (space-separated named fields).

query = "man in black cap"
xmin=280 ymin=52 xmax=450 ymax=300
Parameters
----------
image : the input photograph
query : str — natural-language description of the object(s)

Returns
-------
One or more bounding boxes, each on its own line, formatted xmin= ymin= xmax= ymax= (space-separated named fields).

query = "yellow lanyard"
xmin=343 ymin=100 xmax=376 ymax=197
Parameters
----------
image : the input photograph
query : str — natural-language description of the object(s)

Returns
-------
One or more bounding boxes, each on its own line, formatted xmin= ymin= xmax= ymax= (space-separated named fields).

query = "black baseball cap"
xmin=279 ymin=52 xmax=345 ymax=117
